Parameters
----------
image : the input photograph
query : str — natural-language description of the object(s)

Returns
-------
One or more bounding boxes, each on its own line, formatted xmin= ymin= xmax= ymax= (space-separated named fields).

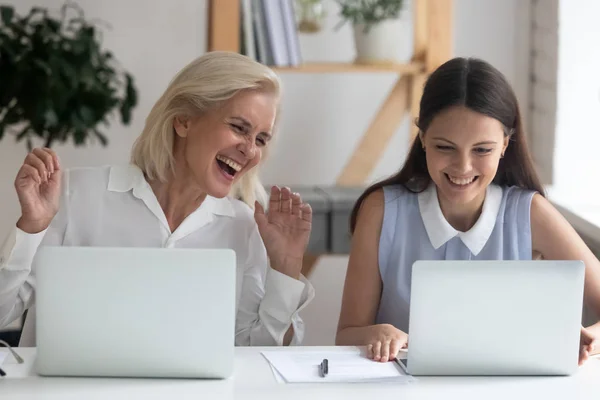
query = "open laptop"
xmin=398 ymin=260 xmax=585 ymax=376
xmin=33 ymin=246 xmax=236 ymax=379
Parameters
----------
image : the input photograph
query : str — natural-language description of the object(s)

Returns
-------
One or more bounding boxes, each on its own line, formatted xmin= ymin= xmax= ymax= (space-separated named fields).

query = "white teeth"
xmin=216 ymin=155 xmax=242 ymax=172
xmin=448 ymin=175 xmax=476 ymax=186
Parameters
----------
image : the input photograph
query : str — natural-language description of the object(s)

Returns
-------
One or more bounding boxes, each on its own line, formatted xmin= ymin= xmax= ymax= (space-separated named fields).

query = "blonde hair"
xmin=130 ymin=51 xmax=281 ymax=208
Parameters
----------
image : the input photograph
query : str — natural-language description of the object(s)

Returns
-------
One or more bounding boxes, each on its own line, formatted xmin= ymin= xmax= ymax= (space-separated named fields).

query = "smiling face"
xmin=421 ymin=106 xmax=509 ymax=209
xmin=173 ymin=89 xmax=277 ymax=198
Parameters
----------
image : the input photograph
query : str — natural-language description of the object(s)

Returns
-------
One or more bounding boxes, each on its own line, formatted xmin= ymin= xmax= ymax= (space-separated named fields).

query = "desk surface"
xmin=2 ymin=347 xmax=600 ymax=400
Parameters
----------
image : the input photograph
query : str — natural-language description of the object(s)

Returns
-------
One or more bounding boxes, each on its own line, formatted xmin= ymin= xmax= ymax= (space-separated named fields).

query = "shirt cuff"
xmin=296 ymin=274 xmax=315 ymax=313
xmin=261 ymin=268 xmax=315 ymax=318
xmin=258 ymin=268 xmax=315 ymax=345
xmin=0 ymin=227 xmax=47 ymax=271
xmin=260 ymin=268 xmax=306 ymax=321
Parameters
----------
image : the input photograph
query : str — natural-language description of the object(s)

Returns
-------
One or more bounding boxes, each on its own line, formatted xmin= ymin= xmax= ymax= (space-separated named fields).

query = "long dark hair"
xmin=350 ymin=57 xmax=545 ymax=233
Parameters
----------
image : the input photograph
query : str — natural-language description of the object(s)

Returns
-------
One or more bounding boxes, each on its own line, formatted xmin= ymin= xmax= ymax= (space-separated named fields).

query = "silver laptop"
xmin=34 ymin=246 xmax=236 ymax=379
xmin=399 ymin=260 xmax=585 ymax=376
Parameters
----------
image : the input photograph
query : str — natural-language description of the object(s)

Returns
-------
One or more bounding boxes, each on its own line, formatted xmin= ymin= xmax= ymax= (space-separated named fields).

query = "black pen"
xmin=0 ymin=367 xmax=6 ymax=377
xmin=319 ymin=358 xmax=328 ymax=378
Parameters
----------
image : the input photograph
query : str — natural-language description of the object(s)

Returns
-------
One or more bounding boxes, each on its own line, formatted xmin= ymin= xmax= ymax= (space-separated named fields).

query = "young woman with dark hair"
xmin=336 ymin=57 xmax=600 ymax=366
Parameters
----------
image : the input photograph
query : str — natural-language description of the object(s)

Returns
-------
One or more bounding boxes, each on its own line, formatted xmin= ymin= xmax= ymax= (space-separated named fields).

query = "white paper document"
xmin=0 ymin=351 xmax=7 ymax=366
xmin=261 ymin=349 xmax=416 ymax=384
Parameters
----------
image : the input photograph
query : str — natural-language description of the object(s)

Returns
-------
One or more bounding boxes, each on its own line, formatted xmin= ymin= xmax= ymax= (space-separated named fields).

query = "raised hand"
xmin=254 ymin=186 xmax=312 ymax=279
xmin=14 ymin=148 xmax=62 ymax=234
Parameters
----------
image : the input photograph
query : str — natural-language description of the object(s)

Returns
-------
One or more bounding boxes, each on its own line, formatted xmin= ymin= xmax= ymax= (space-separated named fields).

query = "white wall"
xmin=0 ymin=0 xmax=530 ymax=342
xmin=525 ymin=0 xmax=600 ymax=198
xmin=553 ymin=0 xmax=600 ymax=201
xmin=454 ymin=0 xmax=531 ymax=133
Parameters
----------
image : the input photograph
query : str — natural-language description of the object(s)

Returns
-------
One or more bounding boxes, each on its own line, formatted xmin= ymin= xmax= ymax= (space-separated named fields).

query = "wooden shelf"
xmin=271 ymin=62 xmax=424 ymax=74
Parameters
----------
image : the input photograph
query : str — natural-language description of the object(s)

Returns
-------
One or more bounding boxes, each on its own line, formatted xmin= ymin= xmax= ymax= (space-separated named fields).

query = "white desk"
xmin=2 ymin=347 xmax=600 ymax=399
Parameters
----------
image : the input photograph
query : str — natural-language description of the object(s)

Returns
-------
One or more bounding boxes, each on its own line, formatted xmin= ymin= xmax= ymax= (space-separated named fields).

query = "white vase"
xmin=353 ymin=18 xmax=406 ymax=65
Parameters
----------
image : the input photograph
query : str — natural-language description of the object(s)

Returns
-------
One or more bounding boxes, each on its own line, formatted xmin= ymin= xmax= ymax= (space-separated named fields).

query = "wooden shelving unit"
xmin=207 ymin=0 xmax=453 ymax=274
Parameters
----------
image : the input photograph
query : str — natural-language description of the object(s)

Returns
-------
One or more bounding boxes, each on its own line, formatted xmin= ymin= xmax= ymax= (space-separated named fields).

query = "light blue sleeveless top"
xmin=376 ymin=183 xmax=536 ymax=333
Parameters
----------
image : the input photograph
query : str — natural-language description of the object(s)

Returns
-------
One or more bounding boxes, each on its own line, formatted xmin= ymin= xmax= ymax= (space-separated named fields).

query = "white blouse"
xmin=0 ymin=165 xmax=314 ymax=346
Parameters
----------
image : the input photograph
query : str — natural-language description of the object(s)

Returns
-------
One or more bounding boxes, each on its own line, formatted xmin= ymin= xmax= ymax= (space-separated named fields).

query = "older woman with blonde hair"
xmin=0 ymin=51 xmax=314 ymax=347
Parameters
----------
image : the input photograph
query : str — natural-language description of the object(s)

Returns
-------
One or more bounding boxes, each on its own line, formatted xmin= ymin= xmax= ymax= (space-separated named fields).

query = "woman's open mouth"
xmin=216 ymin=155 xmax=242 ymax=180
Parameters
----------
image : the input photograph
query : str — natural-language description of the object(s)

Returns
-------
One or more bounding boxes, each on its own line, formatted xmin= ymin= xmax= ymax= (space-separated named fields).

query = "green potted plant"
xmin=335 ymin=0 xmax=407 ymax=65
xmin=0 ymin=2 xmax=138 ymax=151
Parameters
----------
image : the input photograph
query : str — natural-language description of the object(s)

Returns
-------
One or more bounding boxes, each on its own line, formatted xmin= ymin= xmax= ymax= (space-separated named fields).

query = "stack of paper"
xmin=261 ymin=349 xmax=416 ymax=384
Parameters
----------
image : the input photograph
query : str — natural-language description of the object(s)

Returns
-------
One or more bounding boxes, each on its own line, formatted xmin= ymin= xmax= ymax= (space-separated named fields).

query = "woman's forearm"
xmin=336 ymin=325 xmax=377 ymax=346
xmin=587 ymin=321 xmax=600 ymax=353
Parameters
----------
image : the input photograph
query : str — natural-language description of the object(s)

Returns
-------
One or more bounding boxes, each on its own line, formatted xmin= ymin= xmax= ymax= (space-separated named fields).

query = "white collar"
xmin=107 ymin=165 xmax=235 ymax=218
xmin=417 ymin=183 xmax=503 ymax=255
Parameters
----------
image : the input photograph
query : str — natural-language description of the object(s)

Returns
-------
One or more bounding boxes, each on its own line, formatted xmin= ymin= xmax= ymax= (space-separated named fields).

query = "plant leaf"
xmin=0 ymin=4 xmax=138 ymax=150
xmin=0 ymin=6 xmax=14 ymax=25
xmin=92 ymin=129 xmax=108 ymax=146
xmin=44 ymin=109 xmax=58 ymax=127
xmin=120 ymin=73 xmax=138 ymax=124
xmin=15 ymin=123 xmax=32 ymax=140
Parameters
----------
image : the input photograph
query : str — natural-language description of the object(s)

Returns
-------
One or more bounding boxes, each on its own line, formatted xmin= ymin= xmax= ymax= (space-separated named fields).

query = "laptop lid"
xmin=406 ymin=260 xmax=585 ymax=376
xmin=34 ymin=246 xmax=236 ymax=379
